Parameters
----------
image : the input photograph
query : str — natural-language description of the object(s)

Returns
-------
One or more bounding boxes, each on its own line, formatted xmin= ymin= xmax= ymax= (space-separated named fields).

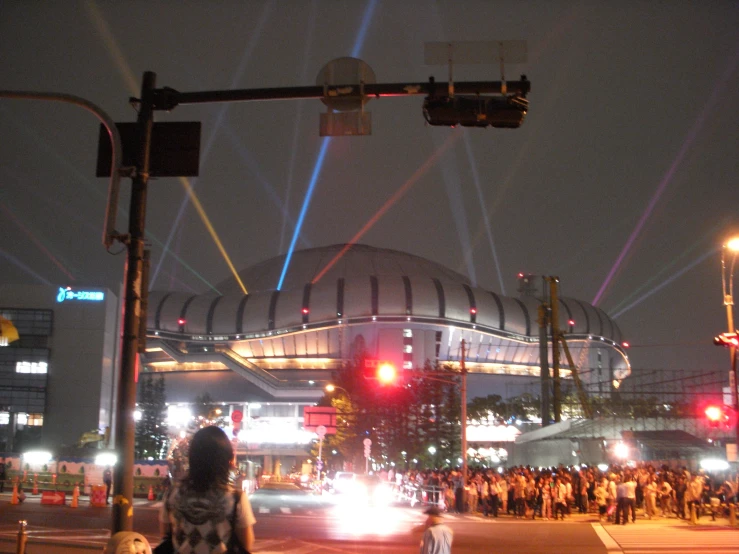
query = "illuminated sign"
xmin=56 ymin=287 xmax=104 ymax=303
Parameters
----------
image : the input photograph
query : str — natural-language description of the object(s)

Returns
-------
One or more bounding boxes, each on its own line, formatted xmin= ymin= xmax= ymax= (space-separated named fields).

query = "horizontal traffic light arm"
xmin=149 ymin=78 xmax=531 ymax=111
xmin=714 ymin=332 xmax=739 ymax=347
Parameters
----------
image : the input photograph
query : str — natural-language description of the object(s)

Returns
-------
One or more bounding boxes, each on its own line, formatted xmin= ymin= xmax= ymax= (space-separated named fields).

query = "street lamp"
xmin=721 ymin=236 xmax=739 ymax=457
xmin=325 ymin=383 xmax=352 ymax=398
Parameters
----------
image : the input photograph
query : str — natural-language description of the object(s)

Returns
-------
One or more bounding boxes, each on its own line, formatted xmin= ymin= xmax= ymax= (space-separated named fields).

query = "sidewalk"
xmin=455 ymin=506 xmax=739 ymax=528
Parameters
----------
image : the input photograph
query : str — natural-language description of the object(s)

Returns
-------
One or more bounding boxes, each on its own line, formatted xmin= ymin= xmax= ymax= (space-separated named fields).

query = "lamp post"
xmin=721 ymin=236 xmax=739 ymax=457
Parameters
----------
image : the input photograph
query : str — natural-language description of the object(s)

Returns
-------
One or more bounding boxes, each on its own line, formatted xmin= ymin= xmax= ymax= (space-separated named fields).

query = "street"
xmin=1 ymin=493 xmax=738 ymax=553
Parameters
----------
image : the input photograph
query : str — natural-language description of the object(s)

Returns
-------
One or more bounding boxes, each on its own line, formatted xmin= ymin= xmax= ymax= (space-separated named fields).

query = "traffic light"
xmin=422 ymin=94 xmax=527 ymax=128
xmin=364 ymin=359 xmax=400 ymax=385
xmin=714 ymin=333 xmax=739 ymax=347
xmin=704 ymin=405 xmax=730 ymax=428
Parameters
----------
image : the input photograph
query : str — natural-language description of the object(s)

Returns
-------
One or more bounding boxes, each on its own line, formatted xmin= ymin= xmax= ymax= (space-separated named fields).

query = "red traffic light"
xmin=377 ymin=362 xmax=397 ymax=384
xmin=714 ymin=333 xmax=739 ymax=347
xmin=705 ymin=405 xmax=723 ymax=422
xmin=364 ymin=359 xmax=399 ymax=385
xmin=704 ymin=405 xmax=732 ymax=428
xmin=177 ymin=318 xmax=186 ymax=326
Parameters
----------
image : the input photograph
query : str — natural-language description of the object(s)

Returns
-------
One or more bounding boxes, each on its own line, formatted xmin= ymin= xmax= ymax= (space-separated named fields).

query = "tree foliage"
xmin=135 ymin=374 xmax=168 ymax=459
xmin=314 ymin=351 xmax=463 ymax=471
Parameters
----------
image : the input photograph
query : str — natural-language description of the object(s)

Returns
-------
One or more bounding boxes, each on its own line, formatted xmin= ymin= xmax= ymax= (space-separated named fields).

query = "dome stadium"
xmin=142 ymin=244 xmax=630 ymax=404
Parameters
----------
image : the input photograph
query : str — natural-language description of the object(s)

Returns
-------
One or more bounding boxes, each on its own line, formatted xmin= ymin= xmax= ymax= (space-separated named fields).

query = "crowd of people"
xmin=386 ymin=464 xmax=739 ymax=523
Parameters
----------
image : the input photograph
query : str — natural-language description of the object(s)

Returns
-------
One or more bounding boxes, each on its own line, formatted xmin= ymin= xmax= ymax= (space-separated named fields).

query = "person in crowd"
xmin=103 ymin=466 xmax=113 ymax=505
xmin=466 ymin=476 xmax=478 ymax=513
xmin=614 ymin=475 xmax=627 ymax=525
xmin=429 ymin=471 xmax=440 ymax=506
xmin=675 ymin=474 xmax=687 ymax=519
xmin=644 ymin=475 xmax=658 ymax=519
xmin=607 ymin=474 xmax=618 ymax=522
xmin=514 ymin=472 xmax=526 ymax=518
xmin=525 ymin=473 xmax=537 ymax=519
xmin=578 ymin=471 xmax=589 ymax=514
xmin=686 ymin=473 xmax=703 ymax=520
xmin=498 ymin=472 xmax=509 ymax=514
xmin=540 ymin=474 xmax=553 ymax=520
xmin=507 ymin=474 xmax=515 ymax=515
xmin=553 ymin=476 xmax=568 ymax=520
xmin=159 ymin=426 xmax=255 ymax=553
xmin=624 ymin=472 xmax=637 ymax=523
xmin=659 ymin=477 xmax=673 ymax=518
xmin=594 ymin=479 xmax=608 ymax=522
xmin=443 ymin=477 xmax=455 ymax=513
xmin=489 ymin=474 xmax=500 ymax=518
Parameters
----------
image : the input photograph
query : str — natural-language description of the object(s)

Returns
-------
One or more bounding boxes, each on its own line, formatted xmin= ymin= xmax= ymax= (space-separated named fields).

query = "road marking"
xmin=592 ymin=523 xmax=624 ymax=554
xmin=600 ymin=522 xmax=739 ymax=553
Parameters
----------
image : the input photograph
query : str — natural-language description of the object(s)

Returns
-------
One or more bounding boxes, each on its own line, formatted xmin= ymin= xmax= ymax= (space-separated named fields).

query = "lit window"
xmin=0 ymin=412 xmax=9 ymax=425
xmin=404 ymin=345 xmax=413 ymax=354
xmin=27 ymin=414 xmax=43 ymax=426
xmin=17 ymin=413 xmax=28 ymax=425
xmin=16 ymin=361 xmax=48 ymax=374
xmin=403 ymin=329 xmax=413 ymax=338
xmin=403 ymin=361 xmax=413 ymax=370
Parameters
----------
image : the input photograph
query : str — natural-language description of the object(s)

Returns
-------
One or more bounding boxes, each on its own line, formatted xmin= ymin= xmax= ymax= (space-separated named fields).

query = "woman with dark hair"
xmin=159 ymin=426 xmax=255 ymax=553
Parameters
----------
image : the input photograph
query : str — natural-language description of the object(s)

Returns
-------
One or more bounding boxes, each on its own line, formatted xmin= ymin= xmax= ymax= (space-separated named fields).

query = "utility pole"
xmin=538 ymin=300 xmax=551 ymax=426
xmin=460 ymin=339 xmax=468 ymax=485
xmin=548 ymin=277 xmax=562 ymax=422
xmin=112 ymin=71 xmax=155 ymax=533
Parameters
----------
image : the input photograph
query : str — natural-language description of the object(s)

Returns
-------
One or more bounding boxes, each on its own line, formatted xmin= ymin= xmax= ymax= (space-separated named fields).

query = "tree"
xmin=135 ymin=375 xmax=168 ymax=459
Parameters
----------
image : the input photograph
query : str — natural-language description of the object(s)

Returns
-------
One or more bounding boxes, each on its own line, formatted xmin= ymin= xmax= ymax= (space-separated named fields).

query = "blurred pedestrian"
xmin=103 ymin=467 xmax=113 ymax=505
xmin=419 ymin=506 xmax=453 ymax=554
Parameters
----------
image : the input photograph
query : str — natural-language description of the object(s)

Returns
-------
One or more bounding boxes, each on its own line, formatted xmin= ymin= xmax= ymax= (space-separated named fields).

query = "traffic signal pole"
xmin=721 ymin=241 xmax=739 ymax=459
xmin=106 ymin=69 xmax=530 ymax=533
xmin=113 ymin=71 xmax=155 ymax=534
xmin=725 ymin=293 xmax=739 ymax=458
xmin=460 ymin=340 xmax=468 ymax=486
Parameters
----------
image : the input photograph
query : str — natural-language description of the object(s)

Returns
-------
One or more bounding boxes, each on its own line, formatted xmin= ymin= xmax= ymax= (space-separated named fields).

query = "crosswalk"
xmin=595 ymin=522 xmax=739 ymax=553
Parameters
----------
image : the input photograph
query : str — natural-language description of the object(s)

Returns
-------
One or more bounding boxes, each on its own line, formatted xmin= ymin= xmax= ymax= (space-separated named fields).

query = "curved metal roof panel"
xmin=147 ymin=245 xmax=624 ymax=345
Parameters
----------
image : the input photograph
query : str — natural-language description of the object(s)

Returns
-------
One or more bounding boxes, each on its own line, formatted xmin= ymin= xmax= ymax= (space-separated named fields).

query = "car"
xmin=331 ymin=471 xmax=357 ymax=494
xmin=248 ymin=481 xmax=326 ymax=515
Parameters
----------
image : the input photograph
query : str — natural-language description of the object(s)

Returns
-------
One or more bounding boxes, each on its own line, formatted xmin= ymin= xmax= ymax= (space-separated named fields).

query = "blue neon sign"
xmin=56 ymin=287 xmax=105 ymax=303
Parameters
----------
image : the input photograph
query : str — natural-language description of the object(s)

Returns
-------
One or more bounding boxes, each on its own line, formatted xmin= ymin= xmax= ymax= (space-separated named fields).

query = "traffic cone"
xmin=148 ymin=486 xmax=155 ymax=501
xmin=32 ymin=476 xmax=38 ymax=495
xmin=71 ymin=485 xmax=79 ymax=508
xmin=10 ymin=483 xmax=19 ymax=505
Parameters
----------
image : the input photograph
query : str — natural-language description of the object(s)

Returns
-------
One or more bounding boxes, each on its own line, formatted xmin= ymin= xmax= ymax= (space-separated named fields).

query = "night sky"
xmin=1 ymin=1 xmax=737 ymax=376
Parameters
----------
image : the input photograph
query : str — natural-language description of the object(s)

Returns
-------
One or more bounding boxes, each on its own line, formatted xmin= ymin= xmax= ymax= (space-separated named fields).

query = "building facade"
xmin=0 ymin=284 xmax=119 ymax=452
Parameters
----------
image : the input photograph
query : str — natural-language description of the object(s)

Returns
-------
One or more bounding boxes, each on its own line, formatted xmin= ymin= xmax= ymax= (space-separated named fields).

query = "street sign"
xmin=231 ymin=410 xmax=243 ymax=423
xmin=363 ymin=438 xmax=372 ymax=446
xmin=96 ymin=121 xmax=201 ymax=177
xmin=316 ymin=425 xmax=327 ymax=439
xmin=303 ymin=406 xmax=337 ymax=433
xmin=41 ymin=491 xmax=66 ymax=505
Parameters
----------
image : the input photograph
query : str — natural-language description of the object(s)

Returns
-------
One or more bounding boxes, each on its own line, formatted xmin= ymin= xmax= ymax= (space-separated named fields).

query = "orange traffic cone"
xmin=148 ymin=486 xmax=155 ymax=501
xmin=71 ymin=485 xmax=79 ymax=508
xmin=32 ymin=476 xmax=38 ymax=495
xmin=10 ymin=483 xmax=19 ymax=505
